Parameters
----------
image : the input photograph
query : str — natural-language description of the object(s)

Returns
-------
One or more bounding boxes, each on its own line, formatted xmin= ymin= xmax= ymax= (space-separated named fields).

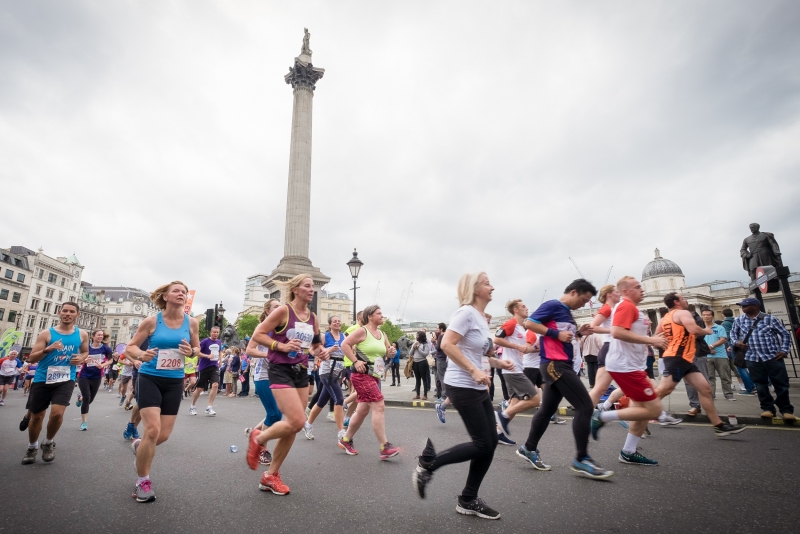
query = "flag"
xmin=0 ymin=329 xmax=22 ymax=358
xmin=184 ymin=290 xmax=196 ymax=315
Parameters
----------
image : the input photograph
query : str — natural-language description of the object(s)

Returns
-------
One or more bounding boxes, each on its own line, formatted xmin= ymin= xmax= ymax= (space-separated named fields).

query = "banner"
xmin=0 ymin=329 xmax=22 ymax=358
xmin=184 ymin=290 xmax=196 ymax=315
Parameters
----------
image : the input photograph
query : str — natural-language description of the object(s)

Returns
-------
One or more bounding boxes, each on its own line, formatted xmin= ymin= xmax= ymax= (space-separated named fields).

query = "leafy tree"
xmin=379 ymin=319 xmax=405 ymax=344
xmin=237 ymin=314 xmax=260 ymax=339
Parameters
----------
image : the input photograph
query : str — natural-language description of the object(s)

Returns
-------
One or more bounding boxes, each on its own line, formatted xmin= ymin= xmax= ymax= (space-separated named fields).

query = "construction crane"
xmin=395 ymin=289 xmax=406 ymax=319
xmin=540 ymin=290 xmax=547 ymax=304
xmin=372 ymin=281 xmax=381 ymax=303
xmin=568 ymin=257 xmax=587 ymax=279
xmin=399 ymin=282 xmax=413 ymax=322
xmin=604 ymin=266 xmax=614 ymax=285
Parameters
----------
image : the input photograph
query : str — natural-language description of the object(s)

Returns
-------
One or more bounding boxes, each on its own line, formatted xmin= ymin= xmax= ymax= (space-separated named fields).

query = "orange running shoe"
xmin=259 ymin=471 xmax=290 ymax=495
xmin=246 ymin=428 xmax=263 ymax=470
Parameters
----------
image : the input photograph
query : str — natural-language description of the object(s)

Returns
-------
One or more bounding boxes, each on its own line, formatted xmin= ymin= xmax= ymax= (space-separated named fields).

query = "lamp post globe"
xmin=347 ymin=249 xmax=363 ymax=324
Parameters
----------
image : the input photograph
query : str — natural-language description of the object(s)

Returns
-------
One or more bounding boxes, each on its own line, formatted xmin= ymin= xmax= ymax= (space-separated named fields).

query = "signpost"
xmin=749 ymin=265 xmax=777 ymax=293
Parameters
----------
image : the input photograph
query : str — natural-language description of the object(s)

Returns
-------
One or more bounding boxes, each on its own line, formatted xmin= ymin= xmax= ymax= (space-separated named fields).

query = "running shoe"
xmin=737 ymin=390 xmax=757 ymax=396
xmin=133 ymin=479 xmax=156 ymax=503
xmin=305 ymin=406 xmax=311 ymax=417
xmin=246 ymin=429 xmax=263 ymax=470
xmin=412 ymin=465 xmax=433 ymax=499
xmin=80 ymin=422 xmax=88 ymax=431
xmin=338 ymin=437 xmax=358 ymax=456
xmin=326 ymin=412 xmax=335 ymax=422
xmin=714 ymin=423 xmax=747 ymax=437
xmin=658 ymin=413 xmax=683 ymax=426
xmin=124 ymin=404 xmax=133 ymax=411
xmin=131 ymin=438 xmax=141 ymax=456
xmin=495 ymin=409 xmax=511 ymax=436
xmin=259 ymin=471 xmax=290 ymax=495
xmin=337 ymin=429 xmax=347 ymax=441
xmin=435 ymin=402 xmax=446 ymax=424
xmin=19 ymin=416 xmax=30 ymax=432
xmin=343 ymin=417 xmax=350 ymax=427
xmin=619 ymin=450 xmax=658 ymax=466
xmin=123 ymin=423 xmax=136 ymax=441
xmin=259 ymin=449 xmax=272 ymax=466
xmin=41 ymin=441 xmax=56 ymax=463
xmin=244 ymin=427 xmax=252 ymax=438
xmin=570 ymin=456 xmax=614 ymax=479
xmin=303 ymin=422 xmax=314 ymax=440
xmin=550 ymin=415 xmax=567 ymax=425
xmin=456 ymin=496 xmax=500 ymax=520
xmin=497 ymin=433 xmax=516 ymax=446
xmin=189 ymin=406 xmax=197 ymax=416
xmin=380 ymin=442 xmax=400 ymax=460
xmin=725 ymin=396 xmax=737 ymax=402
xmin=643 ymin=426 xmax=651 ymax=437
xmin=205 ymin=407 xmax=216 ymax=417
xmin=0 ymin=399 xmax=4 ymax=406
xmin=22 ymin=447 xmax=37 ymax=465
xmin=516 ymin=446 xmax=551 ymax=470
xmin=590 ymin=409 xmax=605 ymax=440
xmin=119 ymin=397 xmax=125 ymax=406
xmin=131 ymin=426 xmax=140 ymax=440
xmin=75 ymin=398 xmax=82 ymax=408
xmin=500 ymin=399 xmax=509 ymax=410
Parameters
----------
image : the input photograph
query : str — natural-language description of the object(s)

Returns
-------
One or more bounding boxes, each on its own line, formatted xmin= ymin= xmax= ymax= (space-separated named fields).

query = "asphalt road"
xmin=0 ymin=387 xmax=798 ymax=534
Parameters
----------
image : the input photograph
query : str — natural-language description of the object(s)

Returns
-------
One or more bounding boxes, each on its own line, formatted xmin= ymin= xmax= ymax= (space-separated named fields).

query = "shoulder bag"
xmin=733 ymin=313 xmax=764 ymax=369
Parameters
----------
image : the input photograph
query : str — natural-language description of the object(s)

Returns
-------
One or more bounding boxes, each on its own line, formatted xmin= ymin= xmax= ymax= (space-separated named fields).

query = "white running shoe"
xmin=303 ymin=422 xmax=314 ymax=440
xmin=337 ymin=429 xmax=347 ymax=440
xmin=205 ymin=407 xmax=216 ymax=417
xmin=658 ymin=413 xmax=682 ymax=426
xmin=326 ymin=412 xmax=336 ymax=422
xmin=244 ymin=427 xmax=252 ymax=437
xmin=189 ymin=406 xmax=197 ymax=416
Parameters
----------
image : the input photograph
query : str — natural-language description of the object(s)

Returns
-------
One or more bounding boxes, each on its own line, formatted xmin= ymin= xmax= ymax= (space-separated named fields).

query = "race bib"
xmin=294 ymin=322 xmax=314 ymax=351
xmin=46 ymin=365 xmax=71 ymax=384
xmin=372 ymin=357 xmax=385 ymax=377
xmin=209 ymin=345 xmax=220 ymax=361
xmin=156 ymin=349 xmax=184 ymax=371
xmin=87 ymin=356 xmax=103 ymax=367
xmin=481 ymin=356 xmax=491 ymax=375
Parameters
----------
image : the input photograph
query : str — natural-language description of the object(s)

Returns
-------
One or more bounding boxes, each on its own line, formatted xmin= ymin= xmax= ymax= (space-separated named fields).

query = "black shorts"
xmin=196 ymin=366 xmax=220 ymax=390
xmin=136 ymin=373 xmax=183 ymax=415
xmin=523 ymin=367 xmax=543 ymax=387
xmin=0 ymin=375 xmax=15 ymax=386
xmin=268 ymin=362 xmax=309 ymax=389
xmin=597 ymin=342 xmax=610 ymax=368
xmin=661 ymin=357 xmax=700 ymax=383
xmin=109 ymin=370 xmax=119 ymax=380
xmin=28 ymin=380 xmax=75 ymax=414
xmin=540 ymin=360 xmax=575 ymax=386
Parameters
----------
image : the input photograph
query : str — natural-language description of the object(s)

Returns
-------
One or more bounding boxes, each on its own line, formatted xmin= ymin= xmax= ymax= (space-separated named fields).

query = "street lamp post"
xmin=347 ymin=249 xmax=363 ymax=325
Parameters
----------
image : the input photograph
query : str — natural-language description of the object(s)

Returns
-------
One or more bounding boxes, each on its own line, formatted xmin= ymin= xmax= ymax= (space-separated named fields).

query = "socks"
xmin=190 ymin=405 xmax=195 ymax=409
xmin=42 ymin=438 xmax=53 ymax=445
xmin=501 ymin=410 xmax=509 ymax=419
xmin=599 ymin=410 xmax=621 ymax=423
xmin=622 ymin=433 xmax=640 ymax=454
xmin=137 ymin=475 xmax=150 ymax=485
xmin=602 ymin=400 xmax=613 ymax=410
xmin=29 ymin=441 xmax=38 ymax=449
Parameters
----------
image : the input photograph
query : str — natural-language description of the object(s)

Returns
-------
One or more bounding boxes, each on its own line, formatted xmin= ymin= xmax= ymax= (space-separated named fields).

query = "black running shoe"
xmin=456 ymin=496 xmax=500 ymax=520
xmin=412 ymin=465 xmax=433 ymax=499
xmin=19 ymin=416 xmax=30 ymax=432
xmin=714 ymin=423 xmax=746 ymax=437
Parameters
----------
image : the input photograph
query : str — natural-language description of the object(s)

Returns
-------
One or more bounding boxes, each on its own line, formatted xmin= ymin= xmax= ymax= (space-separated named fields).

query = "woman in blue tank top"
xmin=125 ymin=281 xmax=200 ymax=503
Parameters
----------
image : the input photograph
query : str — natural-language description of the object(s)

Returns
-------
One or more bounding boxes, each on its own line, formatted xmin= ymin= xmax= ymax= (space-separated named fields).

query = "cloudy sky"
xmin=2 ymin=1 xmax=799 ymax=323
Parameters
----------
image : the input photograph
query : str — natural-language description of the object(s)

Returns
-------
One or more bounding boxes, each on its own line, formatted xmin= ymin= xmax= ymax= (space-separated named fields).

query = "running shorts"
xmin=503 ymin=372 xmax=537 ymax=400
xmin=28 ymin=380 xmax=75 ymax=414
xmin=119 ymin=375 xmax=132 ymax=385
xmin=184 ymin=372 xmax=196 ymax=379
xmin=541 ymin=360 xmax=575 ymax=386
xmin=661 ymin=357 xmax=700 ymax=383
xmin=350 ymin=371 xmax=383 ymax=403
xmin=136 ymin=373 xmax=183 ymax=415
xmin=0 ymin=375 xmax=15 ymax=386
xmin=110 ymin=370 xmax=119 ymax=380
xmin=196 ymin=366 xmax=220 ymax=390
xmin=607 ymin=370 xmax=657 ymax=402
xmin=597 ymin=342 xmax=610 ymax=368
xmin=268 ymin=362 xmax=309 ymax=390
xmin=523 ymin=367 xmax=543 ymax=388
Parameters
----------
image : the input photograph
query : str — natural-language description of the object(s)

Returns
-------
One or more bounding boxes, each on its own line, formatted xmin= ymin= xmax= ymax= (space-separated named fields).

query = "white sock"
xmin=660 ymin=410 xmax=668 ymax=419
xmin=622 ymin=433 xmax=640 ymax=454
xmin=599 ymin=410 xmax=620 ymax=423
xmin=190 ymin=405 xmax=195 ymax=409
xmin=29 ymin=441 xmax=38 ymax=449
xmin=602 ymin=400 xmax=613 ymax=410
xmin=42 ymin=438 xmax=53 ymax=445
xmin=501 ymin=410 xmax=509 ymax=419
xmin=137 ymin=475 xmax=150 ymax=484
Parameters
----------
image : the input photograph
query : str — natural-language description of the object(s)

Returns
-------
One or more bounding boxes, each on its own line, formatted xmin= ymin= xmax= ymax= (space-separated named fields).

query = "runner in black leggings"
xmin=77 ymin=330 xmax=113 ymax=431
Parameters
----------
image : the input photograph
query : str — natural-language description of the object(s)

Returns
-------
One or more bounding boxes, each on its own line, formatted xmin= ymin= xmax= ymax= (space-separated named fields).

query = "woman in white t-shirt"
xmin=412 ymin=272 xmax=512 ymax=521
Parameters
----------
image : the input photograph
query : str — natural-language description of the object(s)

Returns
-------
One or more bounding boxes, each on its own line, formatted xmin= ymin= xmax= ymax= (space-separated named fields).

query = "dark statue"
xmin=221 ymin=324 xmax=242 ymax=348
xmin=740 ymin=223 xmax=783 ymax=281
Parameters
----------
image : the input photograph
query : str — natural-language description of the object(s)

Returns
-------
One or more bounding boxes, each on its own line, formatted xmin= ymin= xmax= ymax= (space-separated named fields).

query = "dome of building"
xmin=642 ymin=249 xmax=683 ymax=281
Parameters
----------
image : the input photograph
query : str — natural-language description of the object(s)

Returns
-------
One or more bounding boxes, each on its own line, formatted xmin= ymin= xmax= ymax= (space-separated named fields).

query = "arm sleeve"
xmin=729 ymin=320 xmax=741 ymax=344
xmin=529 ymin=301 xmax=553 ymax=325
xmin=526 ymin=330 xmax=537 ymax=345
xmin=612 ymin=302 xmax=638 ymax=330
xmin=598 ymin=304 xmax=612 ymax=317
xmin=501 ymin=319 xmax=517 ymax=337
xmin=448 ymin=307 xmax=473 ymax=337
xmin=770 ymin=316 xmax=791 ymax=351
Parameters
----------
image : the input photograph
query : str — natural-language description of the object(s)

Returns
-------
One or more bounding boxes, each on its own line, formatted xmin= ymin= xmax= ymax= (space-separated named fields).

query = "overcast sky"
xmin=2 ymin=1 xmax=799 ymax=323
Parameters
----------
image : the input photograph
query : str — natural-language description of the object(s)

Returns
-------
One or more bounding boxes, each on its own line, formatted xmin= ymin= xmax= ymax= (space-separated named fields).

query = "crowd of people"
xmin=5 ymin=270 xmax=795 ymax=519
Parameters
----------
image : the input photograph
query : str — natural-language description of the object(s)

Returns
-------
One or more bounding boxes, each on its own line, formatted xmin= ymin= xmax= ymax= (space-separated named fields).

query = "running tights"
xmin=77 ymin=376 xmax=102 ymax=415
xmin=254 ymin=380 xmax=282 ymax=427
xmin=316 ymin=373 xmax=344 ymax=407
xmin=524 ymin=368 xmax=592 ymax=461
xmin=424 ymin=385 xmax=498 ymax=500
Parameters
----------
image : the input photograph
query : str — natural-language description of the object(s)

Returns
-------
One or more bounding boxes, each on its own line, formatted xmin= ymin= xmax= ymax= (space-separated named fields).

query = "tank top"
xmin=139 ymin=312 xmax=191 ymax=379
xmin=267 ymin=304 xmax=317 ymax=365
xmin=354 ymin=326 xmax=387 ymax=377
xmin=34 ymin=327 xmax=82 ymax=384
xmin=184 ymin=355 xmax=198 ymax=375
xmin=320 ymin=331 xmax=345 ymax=375
xmin=26 ymin=364 xmax=38 ymax=377
xmin=661 ymin=310 xmax=696 ymax=362
xmin=81 ymin=343 xmax=112 ymax=380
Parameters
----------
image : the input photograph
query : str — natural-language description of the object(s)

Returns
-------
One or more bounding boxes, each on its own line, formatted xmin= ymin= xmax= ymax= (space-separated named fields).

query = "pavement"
xmin=1 ymin=379 xmax=799 ymax=534
xmin=381 ymin=362 xmax=800 ymax=427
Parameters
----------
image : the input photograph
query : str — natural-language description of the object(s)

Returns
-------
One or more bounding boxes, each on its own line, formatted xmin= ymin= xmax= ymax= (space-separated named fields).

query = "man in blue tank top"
xmin=23 ymin=302 xmax=89 ymax=465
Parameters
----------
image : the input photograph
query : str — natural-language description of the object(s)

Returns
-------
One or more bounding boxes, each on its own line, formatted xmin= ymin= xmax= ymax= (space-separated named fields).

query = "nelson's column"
xmin=263 ymin=29 xmax=330 ymax=303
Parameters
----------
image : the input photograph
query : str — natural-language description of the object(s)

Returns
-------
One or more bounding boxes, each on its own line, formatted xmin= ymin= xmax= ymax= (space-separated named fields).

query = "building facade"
xmin=83 ymin=286 xmax=159 ymax=347
xmin=77 ymin=282 xmax=104 ymax=334
xmin=0 ymin=248 xmax=33 ymax=336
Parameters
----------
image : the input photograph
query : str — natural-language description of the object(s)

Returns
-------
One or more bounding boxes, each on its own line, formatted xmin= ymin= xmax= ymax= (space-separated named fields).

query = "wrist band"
xmin=546 ymin=328 xmax=559 ymax=339
xmin=271 ymin=341 xmax=278 ymax=351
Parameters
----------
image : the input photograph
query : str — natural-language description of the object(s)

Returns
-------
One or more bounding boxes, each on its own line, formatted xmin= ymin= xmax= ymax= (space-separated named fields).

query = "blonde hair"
xmin=616 ymin=276 xmax=637 ymax=292
xmin=457 ymin=272 xmax=486 ymax=306
xmin=506 ymin=299 xmax=522 ymax=315
xmin=598 ymin=284 xmax=616 ymax=304
xmin=287 ymin=274 xmax=314 ymax=303
xmin=259 ymin=298 xmax=280 ymax=322
xmin=150 ymin=281 xmax=189 ymax=310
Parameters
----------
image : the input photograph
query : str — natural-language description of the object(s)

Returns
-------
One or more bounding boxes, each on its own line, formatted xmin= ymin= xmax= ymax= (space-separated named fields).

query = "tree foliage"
xmin=237 ymin=314 xmax=260 ymax=339
xmin=379 ymin=319 xmax=405 ymax=344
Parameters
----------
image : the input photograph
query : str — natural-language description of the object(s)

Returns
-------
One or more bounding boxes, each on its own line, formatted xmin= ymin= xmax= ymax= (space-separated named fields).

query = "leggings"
xmin=412 ymin=360 xmax=430 ymax=395
xmin=390 ymin=362 xmax=401 ymax=384
xmin=426 ymin=385 xmax=498 ymax=500
xmin=497 ymin=368 xmax=509 ymax=401
xmin=254 ymin=380 xmax=282 ymax=427
xmin=77 ymin=376 xmax=102 ymax=415
xmin=316 ymin=373 xmax=344 ymax=407
xmin=524 ymin=362 xmax=593 ymax=461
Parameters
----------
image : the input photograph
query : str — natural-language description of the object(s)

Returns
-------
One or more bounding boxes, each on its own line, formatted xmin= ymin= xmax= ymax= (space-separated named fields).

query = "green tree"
xmin=379 ymin=319 xmax=405 ymax=344
xmin=237 ymin=314 xmax=260 ymax=339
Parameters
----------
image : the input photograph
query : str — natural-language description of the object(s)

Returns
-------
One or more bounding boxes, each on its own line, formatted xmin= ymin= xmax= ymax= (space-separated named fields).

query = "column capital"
xmin=284 ymin=58 xmax=324 ymax=91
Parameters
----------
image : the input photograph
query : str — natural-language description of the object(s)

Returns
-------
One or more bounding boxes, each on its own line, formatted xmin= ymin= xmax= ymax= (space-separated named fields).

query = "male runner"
xmin=190 ymin=326 xmax=222 ymax=416
xmin=22 ymin=302 xmax=89 ymax=464
xmin=654 ymin=292 xmax=746 ymax=437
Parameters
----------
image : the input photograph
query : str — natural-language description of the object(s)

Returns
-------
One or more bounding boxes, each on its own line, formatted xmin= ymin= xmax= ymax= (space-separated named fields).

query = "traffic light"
xmin=205 ymin=309 xmax=214 ymax=332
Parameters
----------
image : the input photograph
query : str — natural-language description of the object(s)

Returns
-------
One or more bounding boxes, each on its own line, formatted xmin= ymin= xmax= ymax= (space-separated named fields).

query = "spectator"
xmin=410 ymin=331 xmax=431 ymax=400
xmin=389 ymin=341 xmax=401 ymax=386
xmin=685 ymin=304 xmax=712 ymax=416
xmin=580 ymin=333 xmax=603 ymax=388
xmin=721 ymin=308 xmax=756 ymax=395
xmin=227 ymin=347 xmax=241 ymax=397
xmin=730 ymin=298 xmax=794 ymax=422
xmin=702 ymin=309 xmax=734 ymax=401
xmin=239 ymin=352 xmax=250 ymax=397
xmin=433 ymin=323 xmax=448 ymax=399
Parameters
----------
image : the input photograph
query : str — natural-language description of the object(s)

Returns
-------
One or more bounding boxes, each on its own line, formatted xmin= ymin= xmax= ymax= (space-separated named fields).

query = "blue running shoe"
xmin=435 ymin=402 xmax=446 ymax=424
xmin=590 ymin=408 xmax=605 ymax=440
xmin=497 ymin=433 xmax=516 ymax=446
xmin=343 ymin=417 xmax=350 ymax=428
xmin=516 ymin=446 xmax=551 ymax=471
xmin=619 ymin=450 xmax=658 ymax=466
xmin=79 ymin=422 xmax=88 ymax=431
xmin=76 ymin=398 xmax=83 ymax=408
xmin=123 ymin=423 xmax=135 ymax=441
xmin=571 ymin=456 xmax=614 ymax=479
xmin=131 ymin=426 xmax=141 ymax=440
xmin=495 ymin=409 xmax=511 ymax=436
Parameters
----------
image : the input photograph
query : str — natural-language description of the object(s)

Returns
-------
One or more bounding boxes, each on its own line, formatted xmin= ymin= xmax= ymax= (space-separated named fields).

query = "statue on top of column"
xmin=301 ymin=28 xmax=312 ymax=56
xmin=740 ymin=223 xmax=783 ymax=280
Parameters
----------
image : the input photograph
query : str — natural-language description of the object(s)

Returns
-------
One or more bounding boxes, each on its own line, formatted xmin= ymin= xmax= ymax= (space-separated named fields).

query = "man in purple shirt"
xmin=190 ymin=326 xmax=222 ymax=416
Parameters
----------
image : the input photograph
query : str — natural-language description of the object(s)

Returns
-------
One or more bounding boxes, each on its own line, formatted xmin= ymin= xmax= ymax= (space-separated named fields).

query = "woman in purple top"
xmin=246 ymin=274 xmax=328 ymax=496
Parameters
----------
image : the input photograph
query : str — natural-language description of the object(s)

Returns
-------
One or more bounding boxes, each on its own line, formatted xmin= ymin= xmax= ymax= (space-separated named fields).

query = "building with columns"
xmin=82 ymin=286 xmax=159 ymax=347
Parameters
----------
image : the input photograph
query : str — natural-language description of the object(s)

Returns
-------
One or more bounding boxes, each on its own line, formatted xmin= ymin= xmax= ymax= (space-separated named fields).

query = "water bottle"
xmin=230 ymin=445 xmax=238 ymax=453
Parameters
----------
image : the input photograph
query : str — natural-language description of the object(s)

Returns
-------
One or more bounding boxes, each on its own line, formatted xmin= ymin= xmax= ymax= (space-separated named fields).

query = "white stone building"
xmin=0 ymin=248 xmax=33 ymax=334
xmin=83 ymin=286 xmax=159 ymax=347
